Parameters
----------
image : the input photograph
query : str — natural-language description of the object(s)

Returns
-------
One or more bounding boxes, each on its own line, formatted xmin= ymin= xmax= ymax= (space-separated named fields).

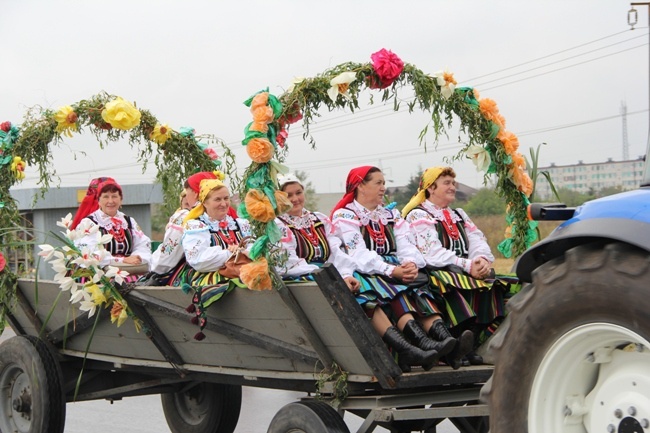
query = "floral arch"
xmin=238 ymin=49 xmax=537 ymax=289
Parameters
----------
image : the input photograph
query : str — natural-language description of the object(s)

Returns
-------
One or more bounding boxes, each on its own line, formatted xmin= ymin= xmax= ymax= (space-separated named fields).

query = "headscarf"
xmin=187 ymin=171 xmax=218 ymax=194
xmin=277 ymin=173 xmax=303 ymax=190
xmin=330 ymin=166 xmax=374 ymax=217
xmin=70 ymin=177 xmax=122 ymax=229
xmin=183 ymin=178 xmax=226 ymax=224
xmin=401 ymin=166 xmax=446 ymax=217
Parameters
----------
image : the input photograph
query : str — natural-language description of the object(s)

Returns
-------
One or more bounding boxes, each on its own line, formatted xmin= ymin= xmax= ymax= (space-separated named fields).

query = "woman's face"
xmin=357 ymin=171 xmax=386 ymax=209
xmin=203 ymin=186 xmax=231 ymax=220
xmin=428 ymin=175 xmax=457 ymax=207
xmin=184 ymin=187 xmax=199 ymax=208
xmin=283 ymin=182 xmax=305 ymax=216
xmin=98 ymin=189 xmax=122 ymax=217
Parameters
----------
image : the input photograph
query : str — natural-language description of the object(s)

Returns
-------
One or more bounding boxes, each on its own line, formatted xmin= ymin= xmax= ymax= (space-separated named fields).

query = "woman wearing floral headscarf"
xmin=169 ymin=177 xmax=251 ymax=340
xmin=331 ymin=166 xmax=471 ymax=371
xmin=72 ymin=177 xmax=152 ymax=282
xmin=402 ymin=166 xmax=510 ymax=365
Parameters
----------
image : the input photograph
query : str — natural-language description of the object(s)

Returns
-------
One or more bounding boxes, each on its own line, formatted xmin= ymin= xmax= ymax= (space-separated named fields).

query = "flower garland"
xmin=239 ymin=49 xmax=537 ymax=285
xmin=0 ymin=92 xmax=238 ymax=330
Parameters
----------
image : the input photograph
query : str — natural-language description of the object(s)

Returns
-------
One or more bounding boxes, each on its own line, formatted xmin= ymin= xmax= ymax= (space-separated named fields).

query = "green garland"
xmin=0 ymin=92 xmax=238 ymax=330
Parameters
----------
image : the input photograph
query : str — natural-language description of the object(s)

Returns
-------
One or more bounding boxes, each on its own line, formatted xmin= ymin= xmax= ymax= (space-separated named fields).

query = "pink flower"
xmin=0 ymin=121 xmax=11 ymax=132
xmin=0 ymin=252 xmax=5 ymax=272
xmin=369 ymin=49 xmax=404 ymax=89
xmin=204 ymin=148 xmax=218 ymax=160
xmin=276 ymin=129 xmax=288 ymax=148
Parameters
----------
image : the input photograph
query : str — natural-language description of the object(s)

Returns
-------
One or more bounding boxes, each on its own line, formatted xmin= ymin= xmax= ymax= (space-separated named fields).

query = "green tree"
xmin=556 ymin=187 xmax=594 ymax=207
xmin=462 ymin=188 xmax=505 ymax=216
xmin=295 ymin=170 xmax=318 ymax=210
xmin=596 ymin=185 xmax=623 ymax=198
xmin=392 ymin=169 xmax=423 ymax=209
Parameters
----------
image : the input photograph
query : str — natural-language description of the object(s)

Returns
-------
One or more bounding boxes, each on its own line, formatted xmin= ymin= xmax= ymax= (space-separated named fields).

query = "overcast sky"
xmin=3 ymin=0 xmax=649 ymax=196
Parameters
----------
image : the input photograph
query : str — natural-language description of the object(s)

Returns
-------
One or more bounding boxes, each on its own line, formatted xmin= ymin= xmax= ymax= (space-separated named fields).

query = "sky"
xmin=3 ymin=0 xmax=649 ymax=196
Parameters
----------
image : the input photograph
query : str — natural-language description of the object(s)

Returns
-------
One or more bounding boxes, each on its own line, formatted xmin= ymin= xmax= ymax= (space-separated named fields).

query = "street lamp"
xmin=628 ymin=3 xmax=650 ymax=160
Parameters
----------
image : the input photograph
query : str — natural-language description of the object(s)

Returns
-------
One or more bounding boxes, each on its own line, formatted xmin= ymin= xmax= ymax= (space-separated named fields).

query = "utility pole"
xmin=628 ymin=3 xmax=650 ymax=159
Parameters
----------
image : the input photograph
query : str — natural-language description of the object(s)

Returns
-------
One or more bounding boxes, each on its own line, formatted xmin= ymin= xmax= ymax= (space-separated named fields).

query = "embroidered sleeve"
xmin=151 ymin=209 xmax=188 ymax=274
xmin=392 ymin=210 xmax=425 ymax=268
xmin=317 ymin=212 xmax=355 ymax=278
xmin=332 ymin=209 xmax=394 ymax=276
xmin=236 ymin=218 xmax=253 ymax=239
xmin=128 ymin=217 xmax=152 ymax=268
xmin=456 ymin=208 xmax=494 ymax=263
xmin=274 ymin=217 xmax=318 ymax=277
xmin=182 ymin=220 xmax=232 ymax=272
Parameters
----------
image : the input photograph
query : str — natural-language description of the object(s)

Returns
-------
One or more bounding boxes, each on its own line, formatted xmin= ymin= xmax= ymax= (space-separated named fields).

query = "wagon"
xmin=0 ymin=264 xmax=492 ymax=433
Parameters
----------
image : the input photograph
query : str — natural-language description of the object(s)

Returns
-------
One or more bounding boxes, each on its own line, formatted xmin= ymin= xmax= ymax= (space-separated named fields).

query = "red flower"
xmin=0 ymin=121 xmax=11 ymax=132
xmin=278 ymin=102 xmax=303 ymax=125
xmin=276 ymin=129 xmax=288 ymax=148
xmin=219 ymin=220 xmax=228 ymax=229
xmin=204 ymin=148 xmax=218 ymax=160
xmin=369 ymin=48 xmax=404 ymax=89
xmin=0 ymin=252 xmax=5 ymax=272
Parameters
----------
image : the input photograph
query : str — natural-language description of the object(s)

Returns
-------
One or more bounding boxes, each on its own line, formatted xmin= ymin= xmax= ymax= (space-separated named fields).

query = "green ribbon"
xmin=242 ymin=122 xmax=267 ymax=146
xmin=497 ymin=238 xmax=513 ymax=259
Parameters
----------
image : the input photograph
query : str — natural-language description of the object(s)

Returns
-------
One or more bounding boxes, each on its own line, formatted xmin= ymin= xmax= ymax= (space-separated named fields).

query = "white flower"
xmin=433 ymin=68 xmax=457 ymax=100
xmin=98 ymin=233 xmax=113 ymax=245
xmin=38 ymin=244 xmax=55 ymax=261
xmin=51 ymin=259 xmax=69 ymax=281
xmin=56 ymin=213 xmax=73 ymax=229
xmin=466 ymin=145 xmax=491 ymax=172
xmin=286 ymin=76 xmax=305 ymax=93
xmin=70 ymin=286 xmax=85 ymax=304
xmin=105 ymin=266 xmax=129 ymax=285
xmin=58 ymin=276 xmax=76 ymax=292
xmin=79 ymin=298 xmax=98 ymax=317
xmin=327 ymin=71 xmax=357 ymax=101
xmin=71 ymin=248 xmax=101 ymax=268
xmin=76 ymin=219 xmax=99 ymax=237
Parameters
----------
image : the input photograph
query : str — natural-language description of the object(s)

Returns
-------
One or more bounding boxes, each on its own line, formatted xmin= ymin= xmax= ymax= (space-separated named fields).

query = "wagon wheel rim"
xmin=0 ymin=363 xmax=33 ymax=433
xmin=172 ymin=384 xmax=213 ymax=425
xmin=529 ymin=323 xmax=650 ymax=433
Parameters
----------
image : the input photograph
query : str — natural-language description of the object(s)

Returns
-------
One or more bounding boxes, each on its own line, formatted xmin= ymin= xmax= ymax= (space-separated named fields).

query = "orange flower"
xmin=509 ymin=166 xmax=533 ymax=197
xmin=240 ymin=258 xmax=272 ymax=290
xmin=250 ymin=92 xmax=269 ymax=111
xmin=246 ymin=138 xmax=275 ymax=163
xmin=496 ymin=129 xmax=519 ymax=155
xmin=245 ymin=189 xmax=276 ymax=222
xmin=274 ymin=190 xmax=292 ymax=215
xmin=511 ymin=152 xmax=526 ymax=169
xmin=250 ymin=105 xmax=274 ymax=133
xmin=479 ymin=98 xmax=505 ymax=128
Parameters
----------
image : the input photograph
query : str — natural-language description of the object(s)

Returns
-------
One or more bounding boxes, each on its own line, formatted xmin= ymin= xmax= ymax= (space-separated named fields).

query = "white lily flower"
xmin=466 ymin=145 xmax=491 ymax=172
xmin=38 ymin=244 xmax=55 ymax=261
xmin=98 ymin=233 xmax=113 ymax=245
xmin=327 ymin=71 xmax=357 ymax=101
xmin=71 ymin=248 xmax=101 ymax=268
xmin=286 ymin=76 xmax=305 ymax=93
xmin=56 ymin=213 xmax=73 ymax=229
xmin=70 ymin=286 xmax=85 ymax=304
xmin=79 ymin=299 xmax=97 ymax=318
xmin=433 ymin=68 xmax=457 ymax=100
xmin=105 ymin=266 xmax=129 ymax=285
xmin=58 ymin=276 xmax=76 ymax=292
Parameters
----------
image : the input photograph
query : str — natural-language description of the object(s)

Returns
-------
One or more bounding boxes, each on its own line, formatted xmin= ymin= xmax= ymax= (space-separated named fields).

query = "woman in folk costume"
xmin=72 ymin=177 xmax=152 ymax=282
xmin=331 ymin=166 xmax=471 ymax=371
xmin=170 ymin=177 xmax=251 ymax=340
xmin=275 ymin=173 xmax=360 ymax=292
xmin=402 ymin=166 xmax=509 ymax=365
xmin=145 ymin=171 xmax=223 ymax=285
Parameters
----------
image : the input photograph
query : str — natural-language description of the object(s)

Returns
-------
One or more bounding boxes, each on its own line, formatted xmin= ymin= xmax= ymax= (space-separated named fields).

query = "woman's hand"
xmin=470 ymin=257 xmax=491 ymax=280
xmin=392 ymin=263 xmax=418 ymax=283
xmin=123 ymin=255 xmax=142 ymax=265
xmin=344 ymin=276 xmax=360 ymax=294
xmin=227 ymin=244 xmax=239 ymax=254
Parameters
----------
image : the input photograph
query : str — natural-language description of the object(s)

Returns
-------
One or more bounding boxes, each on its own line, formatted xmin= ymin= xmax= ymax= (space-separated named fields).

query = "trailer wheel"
xmin=481 ymin=243 xmax=650 ymax=433
xmin=161 ymin=382 xmax=241 ymax=433
xmin=267 ymin=401 xmax=350 ymax=433
xmin=0 ymin=335 xmax=66 ymax=433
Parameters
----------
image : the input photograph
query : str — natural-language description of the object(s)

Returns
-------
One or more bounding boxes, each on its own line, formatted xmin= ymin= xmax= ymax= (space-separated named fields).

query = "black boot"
xmin=402 ymin=320 xmax=455 ymax=370
xmin=429 ymin=321 xmax=474 ymax=370
xmin=382 ymin=326 xmax=440 ymax=372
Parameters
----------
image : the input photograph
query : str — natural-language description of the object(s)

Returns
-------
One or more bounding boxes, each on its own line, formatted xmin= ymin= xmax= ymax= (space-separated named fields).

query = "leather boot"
xmin=402 ymin=320 xmax=455 ymax=370
xmin=429 ymin=321 xmax=474 ymax=370
xmin=382 ymin=326 xmax=440 ymax=373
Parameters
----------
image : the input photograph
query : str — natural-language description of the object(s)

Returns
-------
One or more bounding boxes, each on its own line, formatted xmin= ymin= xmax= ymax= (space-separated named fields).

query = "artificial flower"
xmin=250 ymin=92 xmax=269 ymax=111
xmin=213 ymin=170 xmax=226 ymax=181
xmin=10 ymin=156 xmax=26 ymax=180
xmin=110 ymin=300 xmax=129 ymax=327
xmin=511 ymin=152 xmax=526 ymax=169
xmin=79 ymin=291 xmax=98 ymax=317
xmin=53 ymin=106 xmax=78 ymax=138
xmin=101 ymin=97 xmax=141 ymax=130
xmin=85 ymin=283 xmax=107 ymax=305
xmin=104 ymin=266 xmax=129 ymax=285
xmin=369 ymin=48 xmax=404 ymax=89
xmin=150 ymin=123 xmax=172 ymax=144
xmin=279 ymin=102 xmax=303 ymax=126
xmin=327 ymin=71 xmax=357 ymax=101
xmin=274 ymin=190 xmax=292 ymax=215
xmin=56 ymin=213 xmax=74 ymax=229
xmin=466 ymin=145 xmax=491 ymax=172
xmin=245 ymin=189 xmax=276 ymax=222
xmin=240 ymin=258 xmax=272 ymax=290
xmin=0 ymin=251 xmax=5 ymax=272
xmin=276 ymin=128 xmax=288 ymax=148
xmin=496 ymin=129 xmax=519 ymax=155
xmin=434 ymin=69 xmax=457 ymax=99
xmin=479 ymin=98 xmax=505 ymax=128
xmin=204 ymin=147 xmax=218 ymax=160
xmin=246 ymin=137 xmax=274 ymax=163
xmin=509 ymin=166 xmax=533 ymax=197
xmin=1 ymin=121 xmax=12 ymax=132
xmin=286 ymin=77 xmax=305 ymax=93
xmin=250 ymin=105 xmax=274 ymax=133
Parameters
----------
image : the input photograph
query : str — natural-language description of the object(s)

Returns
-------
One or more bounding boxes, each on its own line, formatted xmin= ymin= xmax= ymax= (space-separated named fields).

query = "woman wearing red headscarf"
xmin=72 ymin=177 xmax=152 ymax=281
xmin=331 ymin=166 xmax=470 ymax=371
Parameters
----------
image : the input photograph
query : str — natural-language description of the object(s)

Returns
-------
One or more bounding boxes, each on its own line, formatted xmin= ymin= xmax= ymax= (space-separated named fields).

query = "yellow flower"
xmin=101 ymin=97 xmax=141 ymax=130
xmin=213 ymin=170 xmax=226 ymax=181
xmin=53 ymin=105 xmax=78 ymax=138
xmin=327 ymin=71 xmax=357 ymax=101
xmin=110 ymin=300 xmax=129 ymax=327
xmin=10 ymin=156 xmax=26 ymax=180
xmin=85 ymin=283 xmax=107 ymax=305
xmin=150 ymin=123 xmax=172 ymax=144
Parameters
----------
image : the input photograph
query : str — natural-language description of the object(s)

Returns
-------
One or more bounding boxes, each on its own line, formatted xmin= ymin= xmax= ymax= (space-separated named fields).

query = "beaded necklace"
xmin=108 ymin=217 xmax=126 ymax=242
xmin=441 ymin=208 xmax=460 ymax=240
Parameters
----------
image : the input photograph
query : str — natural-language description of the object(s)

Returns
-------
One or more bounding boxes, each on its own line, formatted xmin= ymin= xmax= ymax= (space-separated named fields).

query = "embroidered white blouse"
xmin=275 ymin=209 xmax=356 ymax=278
xmin=74 ymin=209 xmax=152 ymax=268
xmin=332 ymin=200 xmax=425 ymax=277
xmin=404 ymin=200 xmax=494 ymax=274
xmin=150 ymin=206 xmax=191 ymax=274
xmin=182 ymin=213 xmax=252 ymax=273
